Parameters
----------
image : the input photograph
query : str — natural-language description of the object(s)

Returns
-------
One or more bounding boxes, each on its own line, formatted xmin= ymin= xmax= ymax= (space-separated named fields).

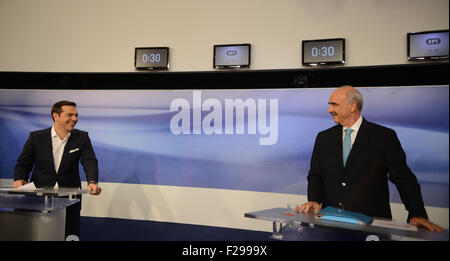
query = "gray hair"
xmin=346 ymin=88 xmax=363 ymax=111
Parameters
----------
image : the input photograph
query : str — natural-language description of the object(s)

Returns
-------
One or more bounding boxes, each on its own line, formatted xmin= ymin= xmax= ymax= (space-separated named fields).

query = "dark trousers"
xmin=65 ymin=196 xmax=81 ymax=239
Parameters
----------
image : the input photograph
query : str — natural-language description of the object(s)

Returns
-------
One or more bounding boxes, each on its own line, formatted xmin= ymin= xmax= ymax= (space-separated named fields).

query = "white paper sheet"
xmin=14 ymin=182 xmax=37 ymax=192
xmin=371 ymin=218 xmax=418 ymax=231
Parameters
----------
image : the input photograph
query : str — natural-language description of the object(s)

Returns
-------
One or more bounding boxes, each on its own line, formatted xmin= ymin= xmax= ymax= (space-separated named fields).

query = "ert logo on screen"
xmin=169 ymin=91 xmax=279 ymax=146
xmin=426 ymin=38 xmax=441 ymax=45
xmin=226 ymin=50 xmax=238 ymax=56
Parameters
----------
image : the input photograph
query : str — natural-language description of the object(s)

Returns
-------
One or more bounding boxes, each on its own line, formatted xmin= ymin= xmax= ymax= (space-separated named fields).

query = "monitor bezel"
xmin=407 ymin=29 xmax=449 ymax=61
xmin=134 ymin=47 xmax=170 ymax=70
xmin=302 ymin=38 xmax=346 ymax=66
xmin=213 ymin=43 xmax=251 ymax=69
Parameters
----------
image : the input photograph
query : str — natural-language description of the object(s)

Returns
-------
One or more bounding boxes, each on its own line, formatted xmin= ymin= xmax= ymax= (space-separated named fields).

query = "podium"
xmin=245 ymin=208 xmax=449 ymax=241
xmin=0 ymin=187 xmax=86 ymax=241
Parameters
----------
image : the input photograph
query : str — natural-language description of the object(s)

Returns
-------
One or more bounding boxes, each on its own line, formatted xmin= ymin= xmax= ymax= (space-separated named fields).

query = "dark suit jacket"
xmin=14 ymin=127 xmax=98 ymax=188
xmin=307 ymin=118 xmax=428 ymax=221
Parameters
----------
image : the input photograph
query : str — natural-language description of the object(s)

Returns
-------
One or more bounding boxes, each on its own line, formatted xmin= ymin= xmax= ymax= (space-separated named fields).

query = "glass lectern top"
xmin=245 ymin=208 xmax=448 ymax=241
xmin=0 ymin=187 xmax=88 ymax=213
xmin=0 ymin=186 xmax=87 ymax=197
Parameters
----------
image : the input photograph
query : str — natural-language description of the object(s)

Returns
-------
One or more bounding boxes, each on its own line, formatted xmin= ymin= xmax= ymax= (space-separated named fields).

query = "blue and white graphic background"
xmin=0 ymin=87 xmax=448 ymax=208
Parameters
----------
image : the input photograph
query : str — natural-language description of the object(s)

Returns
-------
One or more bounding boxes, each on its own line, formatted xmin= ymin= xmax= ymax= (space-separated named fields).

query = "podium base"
xmin=0 ymin=208 xmax=66 ymax=241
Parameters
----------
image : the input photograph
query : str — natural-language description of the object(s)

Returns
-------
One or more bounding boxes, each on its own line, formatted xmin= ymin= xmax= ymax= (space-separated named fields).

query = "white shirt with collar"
xmin=342 ymin=115 xmax=363 ymax=148
xmin=51 ymin=125 xmax=71 ymax=179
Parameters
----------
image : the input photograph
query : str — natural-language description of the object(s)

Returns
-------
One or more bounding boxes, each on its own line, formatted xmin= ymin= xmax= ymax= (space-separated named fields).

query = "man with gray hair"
xmin=297 ymin=85 xmax=443 ymax=232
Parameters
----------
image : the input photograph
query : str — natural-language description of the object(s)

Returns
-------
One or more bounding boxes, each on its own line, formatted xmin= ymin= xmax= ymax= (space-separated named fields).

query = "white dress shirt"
xmin=342 ymin=115 xmax=363 ymax=148
xmin=51 ymin=126 xmax=71 ymax=188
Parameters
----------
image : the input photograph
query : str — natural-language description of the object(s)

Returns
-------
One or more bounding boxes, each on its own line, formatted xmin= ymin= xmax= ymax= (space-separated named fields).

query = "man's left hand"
xmin=410 ymin=217 xmax=444 ymax=232
xmin=87 ymin=183 xmax=102 ymax=195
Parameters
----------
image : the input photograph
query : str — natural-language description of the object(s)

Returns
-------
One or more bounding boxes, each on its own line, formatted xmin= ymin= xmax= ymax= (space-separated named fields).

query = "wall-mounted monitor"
xmin=135 ymin=47 xmax=169 ymax=70
xmin=407 ymin=30 xmax=449 ymax=61
xmin=214 ymin=44 xmax=251 ymax=69
xmin=302 ymin=38 xmax=345 ymax=66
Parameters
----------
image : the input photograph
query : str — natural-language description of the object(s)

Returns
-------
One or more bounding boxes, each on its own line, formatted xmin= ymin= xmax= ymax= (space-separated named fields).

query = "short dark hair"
xmin=51 ymin=100 xmax=77 ymax=121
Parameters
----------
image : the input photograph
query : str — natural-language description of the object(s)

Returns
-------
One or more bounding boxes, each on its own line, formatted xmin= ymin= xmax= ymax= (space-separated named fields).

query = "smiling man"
xmin=14 ymin=100 xmax=102 ymax=239
xmin=297 ymin=86 xmax=443 ymax=232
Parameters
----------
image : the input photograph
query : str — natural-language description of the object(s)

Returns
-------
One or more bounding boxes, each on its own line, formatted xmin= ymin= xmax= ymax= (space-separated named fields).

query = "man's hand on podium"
xmin=410 ymin=217 xmax=444 ymax=232
xmin=87 ymin=182 xmax=102 ymax=195
xmin=13 ymin=180 xmax=28 ymax=188
xmin=296 ymin=201 xmax=322 ymax=214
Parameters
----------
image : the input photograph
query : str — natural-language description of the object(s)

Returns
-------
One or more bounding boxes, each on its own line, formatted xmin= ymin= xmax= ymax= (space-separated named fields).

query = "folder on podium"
xmin=244 ymin=208 xmax=448 ymax=241
xmin=318 ymin=206 xmax=372 ymax=225
xmin=0 ymin=186 xmax=87 ymax=241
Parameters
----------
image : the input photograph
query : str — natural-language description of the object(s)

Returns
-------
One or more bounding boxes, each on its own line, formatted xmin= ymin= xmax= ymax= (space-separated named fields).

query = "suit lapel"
xmin=45 ymin=128 xmax=57 ymax=174
xmin=58 ymin=129 xmax=78 ymax=173
xmin=330 ymin=124 xmax=344 ymax=169
xmin=344 ymin=118 xmax=370 ymax=170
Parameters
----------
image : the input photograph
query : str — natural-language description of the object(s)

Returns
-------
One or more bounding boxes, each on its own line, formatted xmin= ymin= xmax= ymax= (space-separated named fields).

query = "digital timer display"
xmin=135 ymin=47 xmax=169 ymax=70
xmin=302 ymin=38 xmax=345 ymax=66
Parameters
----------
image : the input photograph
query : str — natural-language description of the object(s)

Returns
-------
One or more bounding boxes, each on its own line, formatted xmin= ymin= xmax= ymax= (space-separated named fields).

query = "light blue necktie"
xmin=343 ymin=128 xmax=353 ymax=166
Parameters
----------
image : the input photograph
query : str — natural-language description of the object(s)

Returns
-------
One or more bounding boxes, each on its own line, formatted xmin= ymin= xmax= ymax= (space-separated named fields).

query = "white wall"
xmin=78 ymin=182 xmax=449 ymax=231
xmin=0 ymin=0 xmax=448 ymax=72
xmin=0 ymin=179 xmax=448 ymax=231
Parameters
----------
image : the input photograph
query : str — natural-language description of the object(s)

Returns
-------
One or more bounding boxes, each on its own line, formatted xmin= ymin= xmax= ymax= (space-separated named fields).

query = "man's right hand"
xmin=296 ymin=201 xmax=322 ymax=214
xmin=13 ymin=180 xmax=28 ymax=188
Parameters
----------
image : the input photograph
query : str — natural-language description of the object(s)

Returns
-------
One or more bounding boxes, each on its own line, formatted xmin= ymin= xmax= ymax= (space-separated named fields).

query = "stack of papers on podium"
xmin=14 ymin=182 xmax=37 ymax=192
xmin=371 ymin=218 xmax=418 ymax=231
xmin=318 ymin=207 xmax=373 ymax=225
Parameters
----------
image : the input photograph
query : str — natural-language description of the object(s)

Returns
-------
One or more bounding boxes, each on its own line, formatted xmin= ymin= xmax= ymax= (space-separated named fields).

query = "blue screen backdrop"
xmin=0 ymin=86 xmax=448 ymax=208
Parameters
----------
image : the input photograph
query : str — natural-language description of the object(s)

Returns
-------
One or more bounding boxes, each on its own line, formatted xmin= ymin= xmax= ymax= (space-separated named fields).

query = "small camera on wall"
xmin=293 ymin=75 xmax=308 ymax=88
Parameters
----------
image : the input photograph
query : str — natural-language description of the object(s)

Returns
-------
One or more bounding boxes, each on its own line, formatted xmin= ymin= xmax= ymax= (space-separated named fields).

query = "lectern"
xmin=245 ymin=208 xmax=448 ymax=241
xmin=0 ymin=187 xmax=86 ymax=241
